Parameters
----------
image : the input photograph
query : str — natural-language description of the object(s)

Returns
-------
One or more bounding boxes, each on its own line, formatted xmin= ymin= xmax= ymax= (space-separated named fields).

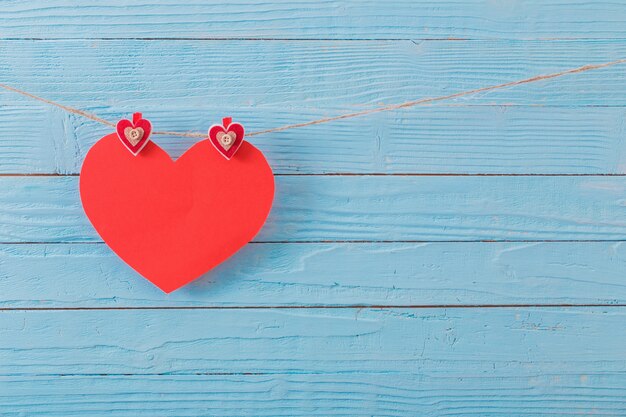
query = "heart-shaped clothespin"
xmin=116 ymin=112 xmax=152 ymax=156
xmin=208 ymin=117 xmax=245 ymax=160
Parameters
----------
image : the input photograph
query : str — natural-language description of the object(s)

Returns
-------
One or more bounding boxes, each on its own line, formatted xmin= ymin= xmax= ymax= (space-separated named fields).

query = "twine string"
xmin=1 ymin=58 xmax=625 ymax=138
xmin=0 ymin=83 xmax=116 ymax=128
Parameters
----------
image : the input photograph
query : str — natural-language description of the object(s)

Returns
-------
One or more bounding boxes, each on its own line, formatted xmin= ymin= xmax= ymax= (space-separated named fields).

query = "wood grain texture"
xmin=3 ymin=373 xmax=626 ymax=417
xmin=1 ymin=40 xmax=626 ymax=110
xmin=3 ymin=1 xmax=626 ymax=40
xmin=4 ymin=104 xmax=626 ymax=175
xmin=3 ymin=2 xmax=626 ymax=415
xmin=2 ymin=242 xmax=626 ymax=308
xmin=1 ymin=308 xmax=624 ymax=375
xmin=3 ymin=39 xmax=626 ymax=176
xmin=1 ymin=176 xmax=625 ymax=243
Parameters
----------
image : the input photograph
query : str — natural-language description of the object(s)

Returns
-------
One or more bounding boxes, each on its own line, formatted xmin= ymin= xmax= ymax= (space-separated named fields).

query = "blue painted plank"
xmin=1 ymin=176 xmax=625 ymax=243
xmin=3 ymin=104 xmax=626 ymax=175
xmin=2 ymin=3 xmax=625 ymax=416
xmin=2 ymin=1 xmax=626 ymax=40
xmin=2 ymin=373 xmax=625 ymax=416
xmin=2 ymin=242 xmax=626 ymax=307
xmin=1 ymin=308 xmax=624 ymax=376
xmin=1 ymin=40 xmax=625 ymax=110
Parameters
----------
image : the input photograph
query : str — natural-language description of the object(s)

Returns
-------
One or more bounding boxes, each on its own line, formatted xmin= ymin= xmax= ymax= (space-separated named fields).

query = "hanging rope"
xmin=2 ymin=58 xmax=625 ymax=138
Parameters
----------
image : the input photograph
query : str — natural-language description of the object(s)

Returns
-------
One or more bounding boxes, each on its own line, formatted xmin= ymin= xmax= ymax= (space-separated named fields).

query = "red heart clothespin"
xmin=208 ymin=117 xmax=245 ymax=159
xmin=116 ymin=112 xmax=152 ymax=156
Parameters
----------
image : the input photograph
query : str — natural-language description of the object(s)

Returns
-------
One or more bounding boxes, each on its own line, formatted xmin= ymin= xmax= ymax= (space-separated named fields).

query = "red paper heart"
xmin=79 ymin=133 xmax=274 ymax=293
xmin=116 ymin=113 xmax=152 ymax=155
xmin=208 ymin=117 xmax=245 ymax=159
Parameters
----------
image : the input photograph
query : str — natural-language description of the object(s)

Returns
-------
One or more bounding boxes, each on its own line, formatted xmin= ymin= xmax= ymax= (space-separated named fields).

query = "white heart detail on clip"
xmin=216 ymin=131 xmax=237 ymax=150
xmin=124 ymin=127 xmax=145 ymax=146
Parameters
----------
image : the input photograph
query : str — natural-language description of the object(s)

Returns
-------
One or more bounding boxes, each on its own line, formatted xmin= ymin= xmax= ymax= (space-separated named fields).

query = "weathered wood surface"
xmin=2 ymin=242 xmax=626 ymax=308
xmin=4 ymin=373 xmax=626 ymax=417
xmin=1 ymin=308 xmax=624 ymax=376
xmin=2 ymin=40 xmax=626 ymax=175
xmin=2 ymin=307 xmax=625 ymax=417
xmin=2 ymin=1 xmax=626 ymax=40
xmin=4 ymin=104 xmax=626 ymax=175
xmin=1 ymin=40 xmax=625 ymax=109
xmin=1 ymin=176 xmax=625 ymax=243
xmin=2 ymin=1 xmax=626 ymax=415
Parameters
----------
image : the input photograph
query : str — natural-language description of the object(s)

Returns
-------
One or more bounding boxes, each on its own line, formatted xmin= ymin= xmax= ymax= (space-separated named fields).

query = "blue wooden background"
xmin=2 ymin=1 xmax=626 ymax=415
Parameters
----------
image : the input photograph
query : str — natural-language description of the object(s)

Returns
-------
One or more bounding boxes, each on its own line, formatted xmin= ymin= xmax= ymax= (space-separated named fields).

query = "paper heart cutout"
xmin=79 ymin=133 xmax=274 ymax=293
xmin=209 ymin=118 xmax=245 ymax=159
xmin=116 ymin=113 xmax=152 ymax=155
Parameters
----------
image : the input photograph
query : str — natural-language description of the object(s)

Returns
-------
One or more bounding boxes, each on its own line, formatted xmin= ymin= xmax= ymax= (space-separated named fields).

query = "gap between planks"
xmin=4 ymin=37 xmax=626 ymax=41
xmin=1 ymin=173 xmax=626 ymax=177
xmin=0 ymin=37 xmax=468 ymax=41
xmin=2 ymin=304 xmax=626 ymax=311
xmin=1 ymin=373 xmax=268 ymax=377
xmin=4 ymin=240 xmax=626 ymax=245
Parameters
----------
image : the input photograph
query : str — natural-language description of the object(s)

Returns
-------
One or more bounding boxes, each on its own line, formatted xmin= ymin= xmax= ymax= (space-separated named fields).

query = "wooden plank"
xmin=2 ymin=242 xmax=626 ymax=307
xmin=1 ymin=308 xmax=625 ymax=376
xmin=4 ymin=104 xmax=626 ymax=175
xmin=1 ymin=40 xmax=626 ymax=110
xmin=1 ymin=176 xmax=625 ymax=243
xmin=3 ymin=39 xmax=626 ymax=176
xmin=3 ymin=373 xmax=625 ymax=416
xmin=2 ymin=1 xmax=626 ymax=40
